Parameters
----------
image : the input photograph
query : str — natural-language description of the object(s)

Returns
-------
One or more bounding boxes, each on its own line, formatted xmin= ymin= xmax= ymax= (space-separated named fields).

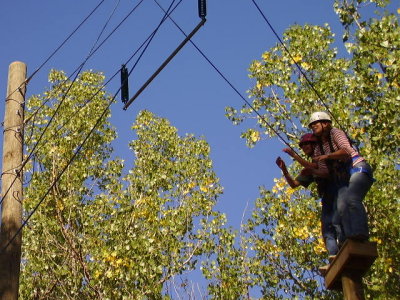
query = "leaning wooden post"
xmin=0 ymin=61 xmax=27 ymax=300
xmin=322 ymin=239 xmax=378 ymax=300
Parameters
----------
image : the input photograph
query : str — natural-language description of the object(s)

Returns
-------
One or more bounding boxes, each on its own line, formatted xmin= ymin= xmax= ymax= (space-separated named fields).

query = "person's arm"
xmin=276 ymin=157 xmax=301 ymax=188
xmin=313 ymin=148 xmax=349 ymax=162
xmin=310 ymin=149 xmax=331 ymax=178
xmin=282 ymin=148 xmax=318 ymax=169
xmin=315 ymin=128 xmax=354 ymax=162
xmin=308 ymin=165 xmax=330 ymax=178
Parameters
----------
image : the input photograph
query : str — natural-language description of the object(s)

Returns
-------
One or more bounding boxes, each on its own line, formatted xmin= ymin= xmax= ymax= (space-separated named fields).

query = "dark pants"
xmin=321 ymin=183 xmax=340 ymax=255
xmin=337 ymin=161 xmax=373 ymax=242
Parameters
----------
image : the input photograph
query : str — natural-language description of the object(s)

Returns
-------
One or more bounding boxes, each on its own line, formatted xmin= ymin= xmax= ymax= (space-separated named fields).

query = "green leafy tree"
xmin=201 ymin=215 xmax=254 ymax=299
xmin=22 ymin=69 xmax=116 ymax=298
xmin=225 ymin=1 xmax=399 ymax=298
xmin=244 ymin=181 xmax=340 ymax=299
xmin=20 ymin=70 xmax=225 ymax=298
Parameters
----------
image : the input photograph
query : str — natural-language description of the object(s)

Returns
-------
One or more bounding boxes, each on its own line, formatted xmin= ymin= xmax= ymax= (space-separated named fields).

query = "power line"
xmin=249 ymin=0 xmax=346 ymax=133
xmin=88 ymin=0 xmax=122 ymax=58
xmin=24 ymin=0 xmax=179 ymax=166
xmin=122 ymin=0 xmax=183 ymax=100
xmin=24 ymin=0 xmax=177 ymax=177
xmin=0 ymin=88 xmax=118 ymax=256
xmin=4 ymin=0 xmax=107 ymax=104
xmin=24 ymin=0 xmax=122 ymax=143
xmin=152 ymin=0 xmax=299 ymax=153
xmin=0 ymin=0 xmax=183 ymax=254
xmin=25 ymin=19 xmax=171 ymax=161
xmin=26 ymin=0 xmax=106 ymax=83
xmin=1 ymin=0 xmax=141 ymax=207
xmin=24 ymin=0 xmax=179 ymax=132
xmin=24 ymin=0 xmax=145 ymax=126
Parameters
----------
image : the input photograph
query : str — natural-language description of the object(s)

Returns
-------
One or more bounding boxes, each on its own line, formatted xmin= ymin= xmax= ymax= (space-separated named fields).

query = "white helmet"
xmin=308 ymin=111 xmax=331 ymax=127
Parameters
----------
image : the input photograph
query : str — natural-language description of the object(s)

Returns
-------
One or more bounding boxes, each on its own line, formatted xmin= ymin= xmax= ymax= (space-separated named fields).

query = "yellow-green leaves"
xmin=22 ymin=89 xmax=227 ymax=298
xmin=225 ymin=1 xmax=399 ymax=298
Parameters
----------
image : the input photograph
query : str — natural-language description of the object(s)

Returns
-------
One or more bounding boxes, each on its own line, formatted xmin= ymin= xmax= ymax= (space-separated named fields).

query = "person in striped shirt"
xmin=308 ymin=111 xmax=374 ymax=244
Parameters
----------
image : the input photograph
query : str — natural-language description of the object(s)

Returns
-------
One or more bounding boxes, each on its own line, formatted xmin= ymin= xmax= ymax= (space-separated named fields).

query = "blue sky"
xmin=1 ymin=0 xmax=394 ymax=296
xmin=0 ymin=0 xmax=347 ymax=226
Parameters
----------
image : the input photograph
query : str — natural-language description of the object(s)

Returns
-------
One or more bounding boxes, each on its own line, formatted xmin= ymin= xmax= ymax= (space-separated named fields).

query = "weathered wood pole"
xmin=0 ymin=61 xmax=27 ymax=300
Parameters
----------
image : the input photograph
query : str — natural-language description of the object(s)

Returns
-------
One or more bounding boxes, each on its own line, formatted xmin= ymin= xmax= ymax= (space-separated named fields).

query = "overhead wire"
xmin=1 ymin=0 xmax=136 ymax=207
xmin=249 ymin=0 xmax=346 ymax=133
xmin=0 ymin=0 xmax=183 ymax=255
xmin=4 ymin=0 xmax=106 ymax=105
xmin=88 ymin=0 xmax=123 ymax=58
xmin=152 ymin=0 xmax=299 ymax=154
xmin=24 ymin=0 xmax=179 ymax=169
xmin=4 ymin=0 xmax=110 ymax=199
xmin=24 ymin=0 xmax=145 ymax=126
xmin=123 ymin=0 xmax=204 ymax=109
xmin=23 ymin=0 xmax=122 ymax=185
xmin=25 ymin=18 xmax=175 ymax=168
xmin=25 ymin=0 xmax=122 ymax=144
xmin=125 ymin=0 xmax=182 ymax=83
xmin=0 ymin=87 xmax=117 ymax=256
xmin=22 ymin=0 xmax=180 ymax=190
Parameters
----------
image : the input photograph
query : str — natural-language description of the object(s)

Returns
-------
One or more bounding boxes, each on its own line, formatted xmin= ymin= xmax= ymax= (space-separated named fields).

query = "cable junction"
xmin=123 ymin=0 xmax=207 ymax=110
xmin=152 ymin=0 xmax=299 ymax=154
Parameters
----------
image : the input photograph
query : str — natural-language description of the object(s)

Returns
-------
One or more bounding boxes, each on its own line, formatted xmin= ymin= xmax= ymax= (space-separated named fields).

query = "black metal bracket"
xmin=123 ymin=0 xmax=207 ymax=110
xmin=198 ymin=0 xmax=206 ymax=19
xmin=120 ymin=64 xmax=129 ymax=104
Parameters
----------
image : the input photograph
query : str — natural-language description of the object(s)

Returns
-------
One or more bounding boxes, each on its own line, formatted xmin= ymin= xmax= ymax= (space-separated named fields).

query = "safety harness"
xmin=319 ymin=130 xmax=375 ymax=183
xmin=318 ymin=129 xmax=351 ymax=186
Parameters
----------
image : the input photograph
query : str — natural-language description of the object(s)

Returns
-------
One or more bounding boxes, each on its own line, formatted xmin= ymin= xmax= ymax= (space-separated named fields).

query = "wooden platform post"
xmin=321 ymin=239 xmax=377 ymax=300
xmin=342 ymin=271 xmax=365 ymax=300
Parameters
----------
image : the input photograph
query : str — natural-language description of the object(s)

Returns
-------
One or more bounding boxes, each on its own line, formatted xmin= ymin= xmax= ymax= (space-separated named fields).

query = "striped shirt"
xmin=313 ymin=128 xmax=364 ymax=170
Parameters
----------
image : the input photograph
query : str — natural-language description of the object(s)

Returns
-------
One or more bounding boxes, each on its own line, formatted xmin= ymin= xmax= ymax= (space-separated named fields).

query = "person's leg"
xmin=332 ymin=201 xmax=345 ymax=248
xmin=338 ymin=162 xmax=373 ymax=240
xmin=321 ymin=197 xmax=339 ymax=255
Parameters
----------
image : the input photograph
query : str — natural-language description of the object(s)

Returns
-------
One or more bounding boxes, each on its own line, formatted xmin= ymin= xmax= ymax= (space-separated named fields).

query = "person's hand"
xmin=283 ymin=148 xmax=295 ymax=157
xmin=275 ymin=157 xmax=286 ymax=170
xmin=313 ymin=154 xmax=329 ymax=162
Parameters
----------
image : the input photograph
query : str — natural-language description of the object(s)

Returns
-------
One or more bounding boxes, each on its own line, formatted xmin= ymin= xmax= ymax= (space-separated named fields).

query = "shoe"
xmin=318 ymin=264 xmax=330 ymax=276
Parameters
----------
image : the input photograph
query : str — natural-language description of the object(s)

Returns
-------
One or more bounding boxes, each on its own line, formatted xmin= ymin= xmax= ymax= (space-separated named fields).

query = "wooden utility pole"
xmin=0 ymin=61 xmax=27 ymax=300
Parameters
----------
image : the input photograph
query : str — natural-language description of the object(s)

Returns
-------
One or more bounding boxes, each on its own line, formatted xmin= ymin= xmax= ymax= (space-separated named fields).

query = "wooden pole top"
xmin=323 ymin=239 xmax=378 ymax=290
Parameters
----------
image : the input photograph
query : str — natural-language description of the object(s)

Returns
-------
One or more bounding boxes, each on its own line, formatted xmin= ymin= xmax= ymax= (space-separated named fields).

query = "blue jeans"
xmin=321 ymin=183 xmax=340 ymax=255
xmin=337 ymin=161 xmax=374 ymax=241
